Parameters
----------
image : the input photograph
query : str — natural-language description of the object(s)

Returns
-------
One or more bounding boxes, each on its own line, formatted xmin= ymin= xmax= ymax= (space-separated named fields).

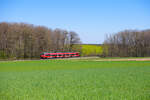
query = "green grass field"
xmin=0 ymin=59 xmax=150 ymax=100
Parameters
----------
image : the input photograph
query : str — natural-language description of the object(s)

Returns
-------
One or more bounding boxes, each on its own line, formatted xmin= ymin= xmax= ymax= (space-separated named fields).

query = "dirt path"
xmin=94 ymin=58 xmax=150 ymax=61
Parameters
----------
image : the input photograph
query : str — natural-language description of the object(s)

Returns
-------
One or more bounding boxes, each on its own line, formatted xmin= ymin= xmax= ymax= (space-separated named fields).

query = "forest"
xmin=0 ymin=22 xmax=81 ymax=59
xmin=103 ymin=29 xmax=150 ymax=57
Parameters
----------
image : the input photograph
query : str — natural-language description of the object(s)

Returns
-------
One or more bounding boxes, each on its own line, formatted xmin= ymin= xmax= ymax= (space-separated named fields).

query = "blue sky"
xmin=0 ymin=0 xmax=150 ymax=44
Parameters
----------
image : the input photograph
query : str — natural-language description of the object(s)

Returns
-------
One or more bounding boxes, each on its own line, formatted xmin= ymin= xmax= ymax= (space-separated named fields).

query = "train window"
xmin=46 ymin=54 xmax=51 ymax=56
xmin=40 ymin=53 xmax=45 ymax=55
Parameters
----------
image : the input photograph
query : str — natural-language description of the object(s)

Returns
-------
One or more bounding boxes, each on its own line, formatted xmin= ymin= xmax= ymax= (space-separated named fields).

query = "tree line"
xmin=1 ymin=22 xmax=150 ymax=59
xmin=0 ymin=22 xmax=81 ymax=59
xmin=103 ymin=29 xmax=150 ymax=57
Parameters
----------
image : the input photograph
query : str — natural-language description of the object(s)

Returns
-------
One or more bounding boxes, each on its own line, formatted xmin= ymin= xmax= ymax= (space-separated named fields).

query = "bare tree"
xmin=103 ymin=29 xmax=150 ymax=57
xmin=0 ymin=22 xmax=81 ymax=59
xmin=68 ymin=31 xmax=81 ymax=51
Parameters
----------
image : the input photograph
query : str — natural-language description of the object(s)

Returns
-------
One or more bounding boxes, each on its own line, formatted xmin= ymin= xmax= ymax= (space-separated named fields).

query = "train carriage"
xmin=40 ymin=52 xmax=80 ymax=59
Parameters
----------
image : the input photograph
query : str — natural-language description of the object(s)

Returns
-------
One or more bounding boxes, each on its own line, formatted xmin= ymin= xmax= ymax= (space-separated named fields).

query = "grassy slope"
xmin=81 ymin=44 xmax=103 ymax=56
xmin=0 ymin=60 xmax=150 ymax=100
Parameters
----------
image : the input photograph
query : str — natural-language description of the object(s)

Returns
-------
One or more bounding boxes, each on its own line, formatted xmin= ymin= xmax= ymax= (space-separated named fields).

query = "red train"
xmin=40 ymin=52 xmax=80 ymax=59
